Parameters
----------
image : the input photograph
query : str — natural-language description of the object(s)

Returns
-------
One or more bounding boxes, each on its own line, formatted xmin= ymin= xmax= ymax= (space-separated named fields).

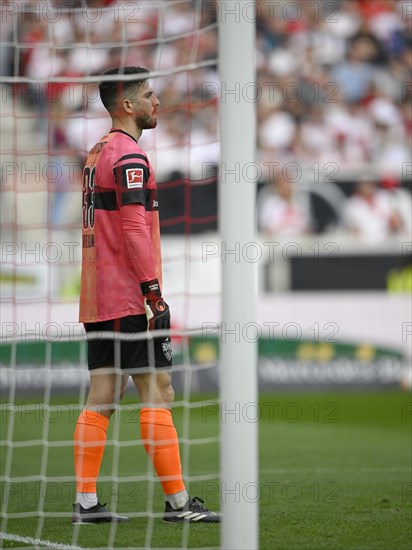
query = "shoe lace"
xmin=190 ymin=496 xmax=210 ymax=513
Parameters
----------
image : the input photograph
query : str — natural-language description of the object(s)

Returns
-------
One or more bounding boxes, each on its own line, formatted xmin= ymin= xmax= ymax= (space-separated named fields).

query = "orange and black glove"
xmin=140 ymin=279 xmax=170 ymax=332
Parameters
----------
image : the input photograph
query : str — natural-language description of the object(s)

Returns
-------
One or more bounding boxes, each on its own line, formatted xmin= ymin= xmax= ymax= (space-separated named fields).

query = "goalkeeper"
xmin=74 ymin=66 xmax=220 ymax=524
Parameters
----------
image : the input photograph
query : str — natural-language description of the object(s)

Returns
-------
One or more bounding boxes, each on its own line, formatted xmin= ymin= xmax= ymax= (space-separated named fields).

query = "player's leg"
xmin=132 ymin=369 xmax=220 ymax=523
xmin=84 ymin=367 xmax=129 ymax=418
xmin=73 ymin=368 xmax=129 ymax=523
xmin=132 ymin=370 xmax=187 ymax=504
xmin=73 ymin=318 xmax=130 ymax=523
xmin=123 ymin=313 xmax=220 ymax=523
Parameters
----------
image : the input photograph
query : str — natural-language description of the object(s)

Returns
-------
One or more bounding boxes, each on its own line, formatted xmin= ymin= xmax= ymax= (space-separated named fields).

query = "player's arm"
xmin=120 ymin=203 xmax=170 ymax=331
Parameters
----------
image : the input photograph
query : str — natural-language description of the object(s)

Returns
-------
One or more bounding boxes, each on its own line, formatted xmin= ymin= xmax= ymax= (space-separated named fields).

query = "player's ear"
xmin=122 ymin=98 xmax=134 ymax=114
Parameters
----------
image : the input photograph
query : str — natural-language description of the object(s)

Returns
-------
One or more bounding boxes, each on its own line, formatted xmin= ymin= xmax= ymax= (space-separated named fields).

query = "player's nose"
xmin=153 ymin=94 xmax=160 ymax=108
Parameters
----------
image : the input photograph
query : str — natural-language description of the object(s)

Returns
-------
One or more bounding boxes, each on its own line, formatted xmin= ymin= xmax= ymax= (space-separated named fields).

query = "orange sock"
xmin=74 ymin=410 xmax=109 ymax=493
xmin=140 ymin=408 xmax=185 ymax=495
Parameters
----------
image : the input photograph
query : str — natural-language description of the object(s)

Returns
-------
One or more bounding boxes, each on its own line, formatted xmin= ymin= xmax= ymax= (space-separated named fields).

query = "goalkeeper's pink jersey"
xmin=79 ymin=129 xmax=162 ymax=323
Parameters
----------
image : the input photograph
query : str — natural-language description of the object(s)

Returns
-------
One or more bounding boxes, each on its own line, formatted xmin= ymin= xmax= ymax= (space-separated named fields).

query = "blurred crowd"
xmin=1 ymin=0 xmax=411 ymax=242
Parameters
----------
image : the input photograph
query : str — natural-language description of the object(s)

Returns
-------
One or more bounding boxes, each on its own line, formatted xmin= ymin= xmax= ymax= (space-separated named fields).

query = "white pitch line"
xmin=260 ymin=466 xmax=411 ymax=474
xmin=0 ymin=531 xmax=83 ymax=550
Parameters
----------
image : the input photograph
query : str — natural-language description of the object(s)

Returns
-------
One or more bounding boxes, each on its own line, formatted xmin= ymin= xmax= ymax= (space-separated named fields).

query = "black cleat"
xmin=163 ymin=496 xmax=221 ymax=523
xmin=72 ymin=502 xmax=129 ymax=524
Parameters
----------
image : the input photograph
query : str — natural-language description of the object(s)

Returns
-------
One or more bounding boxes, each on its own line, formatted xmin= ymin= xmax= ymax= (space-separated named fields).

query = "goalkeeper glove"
xmin=140 ymin=279 xmax=170 ymax=332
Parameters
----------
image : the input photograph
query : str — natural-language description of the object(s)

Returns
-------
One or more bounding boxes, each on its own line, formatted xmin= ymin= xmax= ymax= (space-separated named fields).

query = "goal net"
xmin=0 ymin=1 xmax=222 ymax=549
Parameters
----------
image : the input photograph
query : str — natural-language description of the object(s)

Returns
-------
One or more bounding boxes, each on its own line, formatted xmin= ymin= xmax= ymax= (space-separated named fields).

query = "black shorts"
xmin=84 ymin=314 xmax=172 ymax=371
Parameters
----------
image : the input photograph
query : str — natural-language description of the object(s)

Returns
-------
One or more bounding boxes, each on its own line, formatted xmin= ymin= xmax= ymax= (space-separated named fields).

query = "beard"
xmin=135 ymin=112 xmax=157 ymax=129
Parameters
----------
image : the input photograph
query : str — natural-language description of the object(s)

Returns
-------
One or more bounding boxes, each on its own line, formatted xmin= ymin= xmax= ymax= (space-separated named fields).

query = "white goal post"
xmin=218 ymin=2 xmax=258 ymax=549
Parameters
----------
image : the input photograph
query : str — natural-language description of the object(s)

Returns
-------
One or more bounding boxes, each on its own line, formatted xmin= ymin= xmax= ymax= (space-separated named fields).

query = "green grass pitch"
xmin=0 ymin=391 xmax=411 ymax=549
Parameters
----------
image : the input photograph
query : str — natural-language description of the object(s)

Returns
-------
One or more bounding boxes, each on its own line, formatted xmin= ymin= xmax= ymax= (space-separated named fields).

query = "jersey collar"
xmin=109 ymin=128 xmax=138 ymax=144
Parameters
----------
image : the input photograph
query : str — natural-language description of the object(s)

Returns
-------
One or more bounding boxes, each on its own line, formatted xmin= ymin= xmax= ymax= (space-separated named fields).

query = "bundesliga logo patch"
xmin=126 ymin=168 xmax=143 ymax=188
xmin=162 ymin=339 xmax=172 ymax=362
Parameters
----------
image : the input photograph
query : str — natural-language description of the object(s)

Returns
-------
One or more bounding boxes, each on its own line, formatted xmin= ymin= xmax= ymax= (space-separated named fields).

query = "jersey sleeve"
xmin=120 ymin=203 xmax=158 ymax=284
xmin=113 ymin=153 xmax=150 ymax=207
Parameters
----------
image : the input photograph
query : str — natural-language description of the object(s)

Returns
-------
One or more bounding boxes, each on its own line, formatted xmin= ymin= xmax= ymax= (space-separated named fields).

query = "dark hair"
xmin=99 ymin=66 xmax=149 ymax=113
